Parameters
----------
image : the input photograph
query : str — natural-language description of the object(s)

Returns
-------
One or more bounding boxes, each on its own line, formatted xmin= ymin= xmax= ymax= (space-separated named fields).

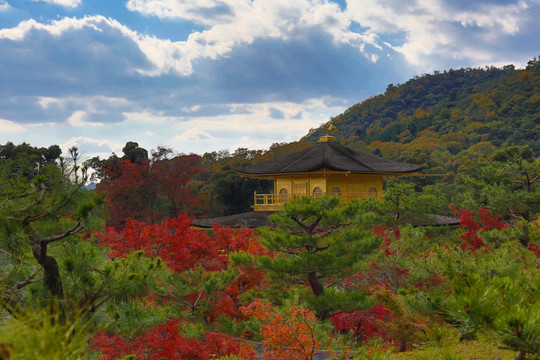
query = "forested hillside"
xmin=304 ymin=58 xmax=540 ymax=164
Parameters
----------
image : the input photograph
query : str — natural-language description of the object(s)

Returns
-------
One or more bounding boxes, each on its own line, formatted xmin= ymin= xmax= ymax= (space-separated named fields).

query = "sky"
xmin=1 ymin=0 xmax=539 ymax=161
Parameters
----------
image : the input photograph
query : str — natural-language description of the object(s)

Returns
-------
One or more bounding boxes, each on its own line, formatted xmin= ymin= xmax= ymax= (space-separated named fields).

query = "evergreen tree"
xmin=0 ymin=147 xmax=161 ymax=315
xmin=258 ymin=196 xmax=379 ymax=318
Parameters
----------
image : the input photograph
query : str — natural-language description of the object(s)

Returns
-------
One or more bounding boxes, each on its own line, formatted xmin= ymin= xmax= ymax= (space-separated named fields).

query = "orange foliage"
xmin=242 ymin=300 xmax=326 ymax=360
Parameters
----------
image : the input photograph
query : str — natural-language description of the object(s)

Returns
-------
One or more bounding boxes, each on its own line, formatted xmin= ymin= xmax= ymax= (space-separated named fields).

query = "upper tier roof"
xmin=233 ymin=141 xmax=424 ymax=176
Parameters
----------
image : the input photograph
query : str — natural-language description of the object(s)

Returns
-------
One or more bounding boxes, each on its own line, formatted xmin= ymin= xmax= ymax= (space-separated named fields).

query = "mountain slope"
xmin=303 ymin=58 xmax=540 ymax=161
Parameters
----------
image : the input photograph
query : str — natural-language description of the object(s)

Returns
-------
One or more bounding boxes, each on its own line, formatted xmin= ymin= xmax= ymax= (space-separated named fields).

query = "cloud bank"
xmin=0 ymin=0 xmax=537 ymax=158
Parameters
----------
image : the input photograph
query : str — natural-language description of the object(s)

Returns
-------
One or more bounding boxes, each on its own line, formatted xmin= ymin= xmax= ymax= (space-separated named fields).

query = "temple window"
xmin=368 ymin=187 xmax=378 ymax=197
xmin=312 ymin=187 xmax=322 ymax=197
xmin=279 ymin=188 xmax=288 ymax=203
xmin=331 ymin=187 xmax=341 ymax=196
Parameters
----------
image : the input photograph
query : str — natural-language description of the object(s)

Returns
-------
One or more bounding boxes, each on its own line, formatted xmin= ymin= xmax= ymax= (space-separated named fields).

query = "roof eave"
xmin=232 ymin=168 xmax=425 ymax=178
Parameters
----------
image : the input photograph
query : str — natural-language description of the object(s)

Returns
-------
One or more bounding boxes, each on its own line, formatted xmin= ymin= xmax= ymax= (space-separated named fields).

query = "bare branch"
xmin=290 ymin=216 xmax=310 ymax=233
xmin=2 ymin=266 xmax=39 ymax=302
xmin=314 ymin=244 xmax=331 ymax=252
xmin=307 ymin=215 xmax=323 ymax=234
xmin=42 ymin=221 xmax=83 ymax=244
xmin=13 ymin=183 xmax=48 ymax=217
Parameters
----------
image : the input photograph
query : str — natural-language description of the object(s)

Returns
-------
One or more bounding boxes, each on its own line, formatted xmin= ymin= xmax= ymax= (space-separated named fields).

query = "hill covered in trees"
xmin=304 ymin=57 xmax=540 ymax=165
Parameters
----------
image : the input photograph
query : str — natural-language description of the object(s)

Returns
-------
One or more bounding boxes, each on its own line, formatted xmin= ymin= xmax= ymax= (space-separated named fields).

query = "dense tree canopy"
xmin=89 ymin=143 xmax=207 ymax=228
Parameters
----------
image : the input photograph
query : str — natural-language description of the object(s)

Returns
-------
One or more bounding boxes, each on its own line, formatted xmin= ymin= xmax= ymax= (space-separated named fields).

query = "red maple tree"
xmin=90 ymin=319 xmax=257 ymax=360
xmin=451 ymin=206 xmax=508 ymax=251
xmin=96 ymin=154 xmax=206 ymax=229
xmin=242 ymin=299 xmax=324 ymax=360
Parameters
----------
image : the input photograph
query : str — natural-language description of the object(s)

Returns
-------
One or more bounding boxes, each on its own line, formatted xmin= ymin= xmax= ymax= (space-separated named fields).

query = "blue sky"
xmin=1 ymin=0 xmax=538 ymax=160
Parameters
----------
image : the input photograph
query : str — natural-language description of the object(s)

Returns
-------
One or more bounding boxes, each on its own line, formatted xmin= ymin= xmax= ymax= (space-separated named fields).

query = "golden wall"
xmin=273 ymin=172 xmax=383 ymax=199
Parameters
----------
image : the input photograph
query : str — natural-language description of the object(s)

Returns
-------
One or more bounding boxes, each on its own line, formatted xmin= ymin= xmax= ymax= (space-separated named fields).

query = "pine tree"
xmin=258 ymin=196 xmax=379 ymax=318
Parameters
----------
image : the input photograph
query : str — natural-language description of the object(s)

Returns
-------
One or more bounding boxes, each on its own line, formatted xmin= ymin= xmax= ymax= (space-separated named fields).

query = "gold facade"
xmin=253 ymin=169 xmax=385 ymax=212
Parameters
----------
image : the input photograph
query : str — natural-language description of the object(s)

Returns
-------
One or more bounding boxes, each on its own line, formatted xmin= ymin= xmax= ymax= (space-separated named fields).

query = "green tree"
xmin=122 ymin=141 xmax=148 ymax=163
xmin=0 ymin=304 xmax=95 ymax=360
xmin=0 ymin=147 xmax=162 ymax=315
xmin=204 ymin=165 xmax=271 ymax=216
xmin=445 ymin=272 xmax=540 ymax=360
xmin=258 ymin=196 xmax=379 ymax=318
xmin=0 ymin=148 xmax=97 ymax=299
xmin=456 ymin=146 xmax=539 ymax=249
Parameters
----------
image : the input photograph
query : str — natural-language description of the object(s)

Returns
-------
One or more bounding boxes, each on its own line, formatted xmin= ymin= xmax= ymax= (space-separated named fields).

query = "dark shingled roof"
xmin=233 ymin=141 xmax=423 ymax=175
xmin=191 ymin=212 xmax=274 ymax=229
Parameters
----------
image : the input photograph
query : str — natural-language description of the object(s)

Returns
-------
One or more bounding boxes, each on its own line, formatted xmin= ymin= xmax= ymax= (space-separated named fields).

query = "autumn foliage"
xmin=242 ymin=299 xmax=332 ymax=360
xmin=451 ymin=206 xmax=508 ymax=251
xmin=99 ymin=215 xmax=225 ymax=272
xmin=330 ymin=305 xmax=392 ymax=343
xmin=98 ymin=216 xmax=266 ymax=272
xmin=90 ymin=319 xmax=257 ymax=360
xmin=96 ymin=154 xmax=206 ymax=229
xmin=93 ymin=218 xmax=267 ymax=359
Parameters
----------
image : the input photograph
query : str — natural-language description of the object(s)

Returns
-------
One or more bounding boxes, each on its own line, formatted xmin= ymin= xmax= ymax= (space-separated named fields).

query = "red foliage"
xmin=99 ymin=217 xmax=268 ymax=321
xmin=205 ymin=332 xmax=257 ymax=359
xmin=211 ymin=224 xmax=268 ymax=256
xmin=373 ymin=225 xmax=400 ymax=257
xmin=451 ymin=206 xmax=508 ymax=251
xmin=373 ymin=225 xmax=400 ymax=242
xmin=90 ymin=320 xmax=256 ymax=360
xmin=330 ymin=305 xmax=392 ymax=343
xmin=151 ymin=154 xmax=205 ymax=218
xmin=242 ymin=300 xmax=331 ymax=360
xmin=207 ymin=225 xmax=268 ymax=321
xmin=413 ymin=274 xmax=444 ymax=290
xmin=99 ymin=217 xmax=268 ymax=273
xmin=99 ymin=215 xmax=225 ymax=272
xmin=98 ymin=159 xmax=158 ymax=229
xmin=528 ymin=243 xmax=540 ymax=257
xmin=90 ymin=332 xmax=128 ymax=360
xmin=97 ymin=155 xmax=206 ymax=229
xmin=207 ymin=267 xmax=267 ymax=322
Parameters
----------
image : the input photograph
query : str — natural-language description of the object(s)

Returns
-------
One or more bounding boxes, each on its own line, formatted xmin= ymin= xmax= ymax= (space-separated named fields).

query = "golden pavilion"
xmin=191 ymin=125 xmax=458 ymax=228
xmin=232 ymin=124 xmax=423 ymax=212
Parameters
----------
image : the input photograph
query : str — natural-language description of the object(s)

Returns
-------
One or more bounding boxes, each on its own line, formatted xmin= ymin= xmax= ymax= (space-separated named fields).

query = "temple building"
xmin=233 ymin=125 xmax=423 ymax=212
xmin=192 ymin=125 xmax=458 ymax=228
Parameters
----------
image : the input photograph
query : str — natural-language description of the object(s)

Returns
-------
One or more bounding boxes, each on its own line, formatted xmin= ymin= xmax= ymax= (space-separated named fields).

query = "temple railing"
xmin=253 ymin=192 xmax=380 ymax=211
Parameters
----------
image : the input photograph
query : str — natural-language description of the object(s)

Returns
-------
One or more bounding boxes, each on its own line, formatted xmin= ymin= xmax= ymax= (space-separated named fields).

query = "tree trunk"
xmin=518 ymin=224 xmax=530 ymax=248
xmin=307 ymin=270 xmax=324 ymax=297
xmin=308 ymin=271 xmax=330 ymax=320
xmin=32 ymin=240 xmax=64 ymax=298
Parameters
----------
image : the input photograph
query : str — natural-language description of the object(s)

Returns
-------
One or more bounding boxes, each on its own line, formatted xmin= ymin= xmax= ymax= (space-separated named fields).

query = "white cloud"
xmin=36 ymin=95 xmax=132 ymax=112
xmin=126 ymin=0 xmax=385 ymax=73
xmin=0 ymin=1 xmax=398 ymax=83
xmin=163 ymin=97 xmax=345 ymax=153
xmin=181 ymin=105 xmax=201 ymax=113
xmin=31 ymin=0 xmax=81 ymax=8
xmin=345 ymin=0 xmax=536 ymax=69
xmin=60 ymin=136 xmax=123 ymax=156
xmin=67 ymin=111 xmax=104 ymax=127
xmin=0 ymin=1 xmax=10 ymax=11
xmin=0 ymin=118 xmax=26 ymax=133
xmin=173 ymin=129 xmax=214 ymax=141
xmin=454 ymin=1 xmax=528 ymax=36
xmin=0 ymin=16 xmax=121 ymax=41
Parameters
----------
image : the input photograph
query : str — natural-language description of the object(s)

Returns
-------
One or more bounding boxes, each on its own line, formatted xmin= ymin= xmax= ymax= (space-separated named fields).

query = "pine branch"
xmin=2 ymin=266 xmax=39 ymax=303
xmin=42 ymin=221 xmax=83 ymax=244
